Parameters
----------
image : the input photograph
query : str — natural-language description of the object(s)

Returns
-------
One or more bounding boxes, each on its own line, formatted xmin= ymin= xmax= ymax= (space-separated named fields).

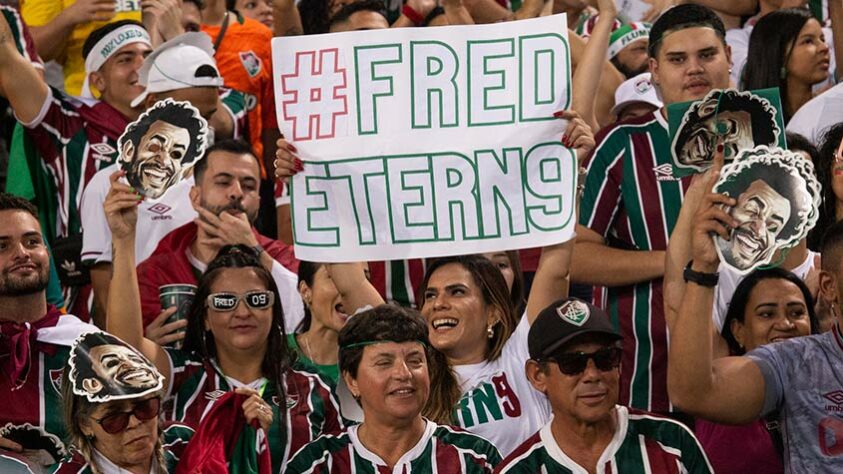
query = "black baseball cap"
xmin=528 ymin=298 xmax=621 ymax=360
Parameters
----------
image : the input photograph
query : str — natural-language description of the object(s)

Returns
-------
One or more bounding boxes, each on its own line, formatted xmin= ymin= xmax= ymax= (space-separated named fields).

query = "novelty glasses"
xmin=545 ymin=346 xmax=622 ymax=375
xmin=92 ymin=397 xmax=161 ymax=434
xmin=206 ymin=291 xmax=275 ymax=312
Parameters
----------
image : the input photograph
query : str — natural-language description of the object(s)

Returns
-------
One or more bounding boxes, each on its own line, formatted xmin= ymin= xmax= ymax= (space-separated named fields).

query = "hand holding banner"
xmin=272 ymin=15 xmax=576 ymax=262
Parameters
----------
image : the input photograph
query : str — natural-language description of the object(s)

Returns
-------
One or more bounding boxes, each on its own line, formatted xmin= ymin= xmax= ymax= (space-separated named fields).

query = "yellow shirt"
xmin=21 ymin=0 xmax=141 ymax=96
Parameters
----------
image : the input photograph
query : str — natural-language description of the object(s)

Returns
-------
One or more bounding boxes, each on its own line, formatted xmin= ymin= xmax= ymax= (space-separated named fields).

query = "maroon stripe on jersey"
xmin=630 ymin=133 xmax=667 ymax=250
xmin=644 ymin=436 xmax=681 ymax=474
xmin=368 ymin=261 xmax=387 ymax=300
xmin=589 ymin=157 xmax=624 ymax=237
xmin=649 ymin=283 xmax=670 ymax=411
xmin=407 ymin=258 xmax=426 ymax=304
xmin=501 ymin=431 xmax=542 ymax=464
xmin=614 ymin=287 xmax=637 ymax=408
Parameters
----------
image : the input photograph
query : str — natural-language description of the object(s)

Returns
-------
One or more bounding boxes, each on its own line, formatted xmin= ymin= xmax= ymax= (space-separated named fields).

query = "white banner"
xmin=272 ymin=14 xmax=576 ymax=262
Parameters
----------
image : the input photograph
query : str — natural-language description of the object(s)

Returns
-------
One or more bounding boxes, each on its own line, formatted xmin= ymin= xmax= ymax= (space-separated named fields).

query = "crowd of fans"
xmin=0 ymin=0 xmax=841 ymax=472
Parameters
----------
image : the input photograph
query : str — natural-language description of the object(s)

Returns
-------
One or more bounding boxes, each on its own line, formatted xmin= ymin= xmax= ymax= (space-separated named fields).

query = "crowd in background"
xmin=0 ymin=0 xmax=842 ymax=472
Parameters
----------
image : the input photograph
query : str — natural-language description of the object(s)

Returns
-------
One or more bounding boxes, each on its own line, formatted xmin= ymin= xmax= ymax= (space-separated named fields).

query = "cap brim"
xmin=539 ymin=329 xmax=622 ymax=358
xmin=130 ymin=91 xmax=149 ymax=109
xmin=611 ymin=99 xmax=660 ymax=118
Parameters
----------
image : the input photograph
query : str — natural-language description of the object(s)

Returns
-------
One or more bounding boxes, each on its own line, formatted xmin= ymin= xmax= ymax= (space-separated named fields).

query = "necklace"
xmin=298 ymin=333 xmax=314 ymax=363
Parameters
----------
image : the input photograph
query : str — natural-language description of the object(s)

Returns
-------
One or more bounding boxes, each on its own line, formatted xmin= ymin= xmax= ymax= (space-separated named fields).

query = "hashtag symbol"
xmin=280 ymin=49 xmax=348 ymax=141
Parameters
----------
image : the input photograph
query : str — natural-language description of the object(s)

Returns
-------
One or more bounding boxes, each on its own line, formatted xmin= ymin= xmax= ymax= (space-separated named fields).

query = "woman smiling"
xmin=286 ymin=305 xmax=502 ymax=473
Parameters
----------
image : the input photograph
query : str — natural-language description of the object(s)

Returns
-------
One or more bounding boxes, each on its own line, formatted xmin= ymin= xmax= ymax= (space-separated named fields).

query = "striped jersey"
xmin=15 ymin=87 xmax=249 ymax=241
xmin=495 ymin=406 xmax=713 ymax=474
xmin=163 ymin=349 xmax=343 ymax=473
xmin=369 ymin=259 xmax=426 ymax=308
xmin=46 ymin=422 xmax=194 ymax=473
xmin=0 ymin=313 xmax=98 ymax=466
xmin=19 ymin=88 xmax=129 ymax=239
xmin=578 ymin=112 xmax=691 ymax=413
xmin=285 ymin=419 xmax=502 ymax=473
xmin=1 ymin=6 xmax=43 ymax=71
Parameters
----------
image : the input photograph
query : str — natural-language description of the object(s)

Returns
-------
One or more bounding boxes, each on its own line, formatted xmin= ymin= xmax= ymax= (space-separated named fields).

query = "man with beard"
xmin=134 ymin=139 xmax=303 ymax=339
xmin=717 ymin=172 xmax=802 ymax=272
xmin=118 ymin=100 xmax=206 ymax=200
xmin=79 ymin=32 xmax=248 ymax=325
xmin=673 ymin=90 xmax=780 ymax=171
xmin=572 ymin=4 xmax=732 ymax=416
xmin=0 ymin=194 xmax=98 ymax=466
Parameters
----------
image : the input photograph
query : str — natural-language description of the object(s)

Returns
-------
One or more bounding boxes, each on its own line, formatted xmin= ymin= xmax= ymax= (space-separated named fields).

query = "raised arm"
xmin=0 ymin=13 xmax=49 ymax=124
xmin=525 ymin=110 xmax=594 ymax=323
xmin=25 ymin=0 xmax=115 ymax=61
xmin=664 ymin=148 xmax=730 ymax=358
xmin=667 ymin=166 xmax=766 ymax=425
xmin=104 ymin=171 xmax=171 ymax=381
xmin=327 ymin=262 xmax=385 ymax=314
xmin=273 ymin=0 xmax=304 ymax=36
xmin=570 ymin=0 xmax=616 ymax=130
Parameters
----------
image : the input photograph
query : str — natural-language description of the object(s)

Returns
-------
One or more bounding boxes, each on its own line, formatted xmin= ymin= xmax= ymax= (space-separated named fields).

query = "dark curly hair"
xmin=808 ymin=124 xmax=843 ymax=251
xmin=119 ymin=100 xmax=206 ymax=168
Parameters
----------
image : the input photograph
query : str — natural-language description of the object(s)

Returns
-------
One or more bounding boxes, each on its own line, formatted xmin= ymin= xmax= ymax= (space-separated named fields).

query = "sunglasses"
xmin=206 ymin=291 xmax=274 ymax=312
xmin=92 ymin=397 xmax=161 ymax=434
xmin=545 ymin=346 xmax=622 ymax=376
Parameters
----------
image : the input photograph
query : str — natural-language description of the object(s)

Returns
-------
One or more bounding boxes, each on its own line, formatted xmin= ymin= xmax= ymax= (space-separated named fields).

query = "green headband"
xmin=340 ymin=339 xmax=428 ymax=350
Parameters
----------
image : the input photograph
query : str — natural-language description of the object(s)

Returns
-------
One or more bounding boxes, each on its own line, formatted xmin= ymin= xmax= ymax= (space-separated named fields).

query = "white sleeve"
xmin=80 ymin=171 xmax=114 ymax=265
xmin=501 ymin=313 xmax=531 ymax=364
xmin=271 ymin=260 xmax=305 ymax=334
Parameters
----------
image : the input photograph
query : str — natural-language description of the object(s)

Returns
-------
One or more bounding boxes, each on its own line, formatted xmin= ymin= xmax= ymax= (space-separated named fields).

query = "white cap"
xmin=130 ymin=32 xmax=223 ymax=108
xmin=610 ymin=72 xmax=663 ymax=118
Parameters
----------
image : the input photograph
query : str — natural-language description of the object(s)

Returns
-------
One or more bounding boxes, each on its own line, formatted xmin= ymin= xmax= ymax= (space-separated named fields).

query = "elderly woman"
xmin=285 ymin=305 xmax=502 ymax=473
xmin=102 ymin=171 xmax=343 ymax=473
xmin=47 ymin=331 xmax=194 ymax=473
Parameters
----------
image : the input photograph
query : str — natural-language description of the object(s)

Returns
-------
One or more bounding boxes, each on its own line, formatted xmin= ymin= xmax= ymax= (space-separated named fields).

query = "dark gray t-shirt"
xmin=747 ymin=325 xmax=843 ymax=473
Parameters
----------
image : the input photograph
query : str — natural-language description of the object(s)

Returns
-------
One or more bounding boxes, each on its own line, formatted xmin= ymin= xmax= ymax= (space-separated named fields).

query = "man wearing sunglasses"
xmin=496 ymin=298 xmax=712 ymax=473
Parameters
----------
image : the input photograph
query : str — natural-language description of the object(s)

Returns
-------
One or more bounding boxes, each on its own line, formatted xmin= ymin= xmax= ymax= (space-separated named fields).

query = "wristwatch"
xmin=683 ymin=260 xmax=719 ymax=287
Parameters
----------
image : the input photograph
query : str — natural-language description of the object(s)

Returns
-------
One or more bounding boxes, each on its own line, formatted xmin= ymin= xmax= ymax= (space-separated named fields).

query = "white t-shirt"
xmin=80 ymin=163 xmax=196 ymax=266
xmin=451 ymin=315 xmax=552 ymax=457
xmin=787 ymin=81 xmax=843 ymax=145
xmin=712 ymin=250 xmax=818 ymax=332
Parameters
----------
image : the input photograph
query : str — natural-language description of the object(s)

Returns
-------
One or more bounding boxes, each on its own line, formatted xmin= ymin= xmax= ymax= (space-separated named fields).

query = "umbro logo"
xmin=90 ymin=142 xmax=116 ymax=162
xmin=148 ymin=203 xmax=173 ymax=220
xmin=205 ymin=390 xmax=226 ymax=401
xmin=824 ymin=390 xmax=843 ymax=412
xmin=653 ymin=164 xmax=680 ymax=182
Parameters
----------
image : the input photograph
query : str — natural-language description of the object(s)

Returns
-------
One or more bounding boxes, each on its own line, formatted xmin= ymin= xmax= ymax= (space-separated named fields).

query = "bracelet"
xmin=402 ymin=4 xmax=426 ymax=26
xmin=423 ymin=6 xmax=445 ymax=26
xmin=252 ymin=244 xmax=265 ymax=257
xmin=683 ymin=260 xmax=719 ymax=287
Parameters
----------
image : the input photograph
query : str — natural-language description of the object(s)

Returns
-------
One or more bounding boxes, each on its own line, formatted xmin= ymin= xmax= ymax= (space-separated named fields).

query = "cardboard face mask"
xmin=669 ymin=89 xmax=784 ymax=176
xmin=712 ymin=146 xmax=819 ymax=274
xmin=118 ymin=98 xmax=208 ymax=201
xmin=68 ymin=332 xmax=164 ymax=403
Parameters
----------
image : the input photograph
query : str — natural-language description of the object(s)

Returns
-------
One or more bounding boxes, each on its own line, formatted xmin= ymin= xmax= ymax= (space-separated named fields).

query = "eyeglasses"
xmin=206 ymin=291 xmax=274 ymax=312
xmin=92 ymin=397 xmax=161 ymax=434
xmin=545 ymin=346 xmax=622 ymax=376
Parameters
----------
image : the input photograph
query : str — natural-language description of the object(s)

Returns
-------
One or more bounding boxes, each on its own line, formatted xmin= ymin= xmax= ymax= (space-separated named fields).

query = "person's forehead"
xmin=0 ymin=210 xmax=41 ymax=236
xmin=363 ymin=340 xmax=425 ymax=357
xmin=659 ymin=26 xmax=723 ymax=54
xmin=146 ymin=120 xmax=189 ymax=135
xmin=105 ymin=42 xmax=152 ymax=64
xmin=206 ymin=151 xmax=260 ymax=179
